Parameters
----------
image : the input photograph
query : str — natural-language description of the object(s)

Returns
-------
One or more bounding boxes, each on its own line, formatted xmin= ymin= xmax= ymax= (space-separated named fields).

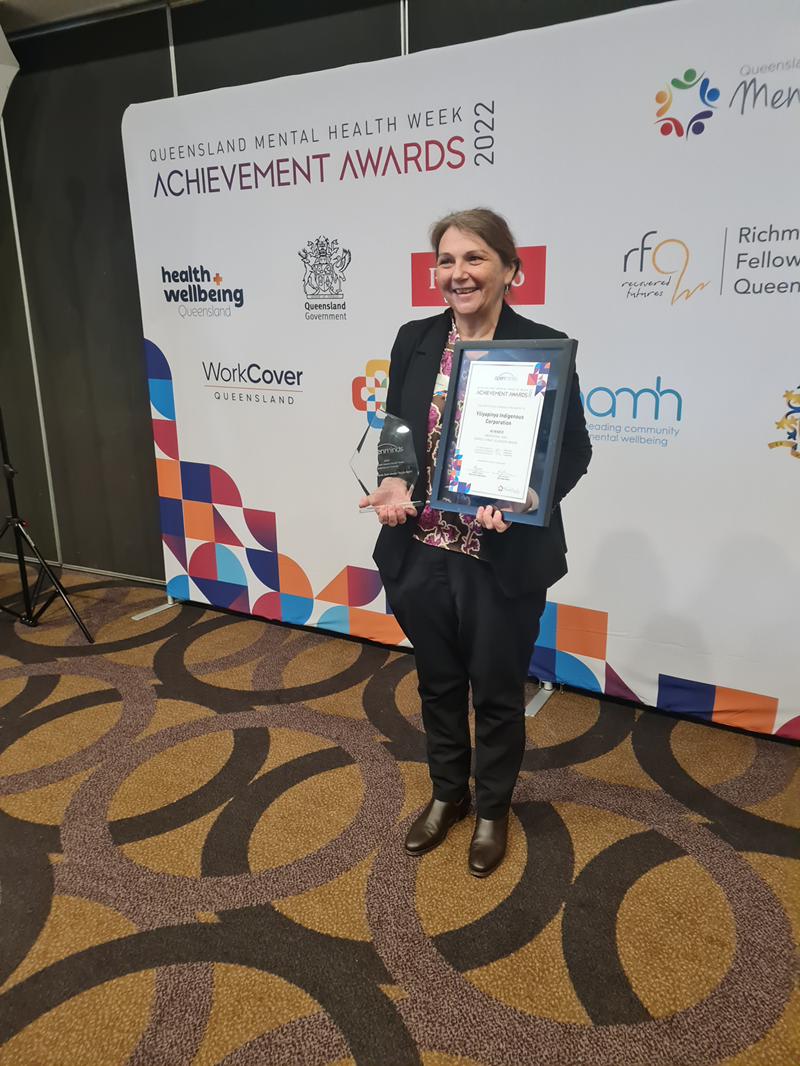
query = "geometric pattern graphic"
xmin=317 ymin=566 xmax=384 ymax=609
xmin=531 ymin=606 xmax=782 ymax=738
xmin=526 ymin=362 xmax=549 ymax=394
xmin=530 ymin=601 xmax=640 ymax=702
xmin=444 ymin=448 xmax=469 ymax=493
xmin=657 ymin=674 xmax=781 ymax=736
xmin=0 ymin=566 xmax=798 ymax=1066
xmin=188 ymin=542 xmax=250 ymax=614
xmin=145 ymin=339 xmax=403 ymax=643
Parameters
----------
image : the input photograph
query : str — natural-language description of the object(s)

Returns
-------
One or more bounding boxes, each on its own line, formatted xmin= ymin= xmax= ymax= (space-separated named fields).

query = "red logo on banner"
xmin=410 ymin=246 xmax=546 ymax=306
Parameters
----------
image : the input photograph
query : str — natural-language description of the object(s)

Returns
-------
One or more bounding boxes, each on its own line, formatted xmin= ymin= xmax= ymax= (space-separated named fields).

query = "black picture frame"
xmin=429 ymin=338 xmax=577 ymax=527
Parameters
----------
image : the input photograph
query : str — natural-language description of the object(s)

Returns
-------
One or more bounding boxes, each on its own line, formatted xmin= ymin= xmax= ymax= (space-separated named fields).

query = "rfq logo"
xmin=410 ymin=246 xmax=546 ymax=306
xmin=622 ymin=230 xmax=709 ymax=304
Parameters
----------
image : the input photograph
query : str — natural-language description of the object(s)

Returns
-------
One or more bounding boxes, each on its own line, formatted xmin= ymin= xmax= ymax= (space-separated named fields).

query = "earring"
xmin=504 ymin=284 xmax=510 ymax=295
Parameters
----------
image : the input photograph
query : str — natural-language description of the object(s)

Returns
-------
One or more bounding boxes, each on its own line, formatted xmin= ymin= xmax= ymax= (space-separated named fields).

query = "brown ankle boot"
xmin=404 ymin=792 xmax=471 ymax=856
xmin=468 ymin=812 xmax=509 ymax=877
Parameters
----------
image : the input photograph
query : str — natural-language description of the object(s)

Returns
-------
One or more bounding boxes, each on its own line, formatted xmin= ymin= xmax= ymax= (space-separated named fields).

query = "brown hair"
xmin=429 ymin=209 xmax=521 ymax=290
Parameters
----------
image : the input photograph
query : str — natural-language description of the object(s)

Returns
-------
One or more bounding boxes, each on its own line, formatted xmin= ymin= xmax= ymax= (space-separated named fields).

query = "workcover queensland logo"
xmin=654 ymin=67 xmax=720 ymax=139
xmin=162 ymin=263 xmax=244 ymax=317
xmin=299 ymin=236 xmax=351 ymax=320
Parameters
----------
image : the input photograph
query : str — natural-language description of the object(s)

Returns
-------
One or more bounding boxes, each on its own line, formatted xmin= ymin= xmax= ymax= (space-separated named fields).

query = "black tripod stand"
xmin=0 ymin=406 xmax=93 ymax=643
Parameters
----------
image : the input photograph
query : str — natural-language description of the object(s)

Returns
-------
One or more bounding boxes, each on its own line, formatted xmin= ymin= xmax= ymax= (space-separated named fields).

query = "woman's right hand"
xmin=358 ymin=477 xmax=417 ymax=526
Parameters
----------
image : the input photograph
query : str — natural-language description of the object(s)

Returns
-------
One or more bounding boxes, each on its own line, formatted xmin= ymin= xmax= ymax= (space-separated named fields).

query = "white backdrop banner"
xmin=122 ymin=0 xmax=800 ymax=738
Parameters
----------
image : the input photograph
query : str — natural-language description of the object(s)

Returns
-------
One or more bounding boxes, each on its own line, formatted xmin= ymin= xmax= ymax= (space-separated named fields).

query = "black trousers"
xmin=380 ymin=539 xmax=547 ymax=819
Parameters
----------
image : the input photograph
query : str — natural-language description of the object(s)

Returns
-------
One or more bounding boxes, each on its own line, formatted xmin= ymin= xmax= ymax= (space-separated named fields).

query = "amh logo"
xmin=654 ymin=67 xmax=719 ymax=139
xmin=410 ymin=246 xmax=546 ymax=306
xmin=352 ymin=359 xmax=389 ymax=424
xmin=582 ymin=378 xmax=682 ymax=421
xmin=622 ymin=231 xmax=709 ymax=304
xmin=768 ymin=388 xmax=800 ymax=458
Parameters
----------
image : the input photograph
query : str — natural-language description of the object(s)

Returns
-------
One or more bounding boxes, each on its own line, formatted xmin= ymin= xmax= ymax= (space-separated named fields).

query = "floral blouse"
xmin=413 ymin=318 xmax=483 ymax=559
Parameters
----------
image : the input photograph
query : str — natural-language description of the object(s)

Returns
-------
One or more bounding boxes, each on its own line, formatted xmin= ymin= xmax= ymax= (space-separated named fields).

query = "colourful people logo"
xmin=655 ymin=67 xmax=720 ymax=139
xmin=351 ymin=359 xmax=389 ymax=425
xmin=768 ymin=388 xmax=800 ymax=458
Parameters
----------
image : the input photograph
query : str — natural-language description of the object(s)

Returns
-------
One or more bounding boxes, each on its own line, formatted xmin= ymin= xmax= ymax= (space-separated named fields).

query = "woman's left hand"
xmin=475 ymin=505 xmax=510 ymax=532
xmin=476 ymin=488 xmax=539 ymax=532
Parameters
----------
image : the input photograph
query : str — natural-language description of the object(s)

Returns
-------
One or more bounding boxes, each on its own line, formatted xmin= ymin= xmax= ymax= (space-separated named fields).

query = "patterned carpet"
xmin=0 ymin=563 xmax=798 ymax=1066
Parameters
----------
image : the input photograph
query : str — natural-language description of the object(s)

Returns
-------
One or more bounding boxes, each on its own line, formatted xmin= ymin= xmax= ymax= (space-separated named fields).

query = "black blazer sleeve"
xmin=553 ymin=370 xmax=592 ymax=506
xmin=384 ymin=321 xmax=416 ymax=421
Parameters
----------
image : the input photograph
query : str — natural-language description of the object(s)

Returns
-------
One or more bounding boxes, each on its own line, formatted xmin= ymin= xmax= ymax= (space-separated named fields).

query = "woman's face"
xmin=435 ymin=226 xmax=515 ymax=321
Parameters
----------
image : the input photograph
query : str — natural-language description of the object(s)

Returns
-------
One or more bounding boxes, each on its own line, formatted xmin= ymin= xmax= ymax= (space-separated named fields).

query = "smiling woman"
xmin=431 ymin=209 xmax=520 ymax=337
xmin=434 ymin=227 xmax=515 ymax=335
xmin=360 ymin=207 xmax=592 ymax=880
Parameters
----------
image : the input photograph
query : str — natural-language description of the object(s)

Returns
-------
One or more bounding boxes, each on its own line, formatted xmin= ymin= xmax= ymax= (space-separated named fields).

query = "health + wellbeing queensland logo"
xmin=161 ymin=263 xmax=244 ymax=317
xmin=654 ymin=67 xmax=720 ymax=140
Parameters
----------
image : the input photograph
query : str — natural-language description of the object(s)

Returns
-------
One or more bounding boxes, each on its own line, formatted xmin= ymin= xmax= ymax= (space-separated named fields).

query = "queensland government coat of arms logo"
xmin=298 ymin=236 xmax=351 ymax=301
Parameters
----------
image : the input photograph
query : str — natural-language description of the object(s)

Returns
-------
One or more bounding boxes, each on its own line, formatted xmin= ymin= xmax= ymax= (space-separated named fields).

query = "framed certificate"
xmin=429 ymin=338 xmax=577 ymax=527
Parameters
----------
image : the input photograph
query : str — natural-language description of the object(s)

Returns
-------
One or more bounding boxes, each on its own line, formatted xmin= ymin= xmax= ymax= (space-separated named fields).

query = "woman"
xmin=360 ymin=209 xmax=591 ymax=877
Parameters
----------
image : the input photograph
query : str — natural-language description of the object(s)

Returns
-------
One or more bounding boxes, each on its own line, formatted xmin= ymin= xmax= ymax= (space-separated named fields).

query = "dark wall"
xmin=0 ymin=157 xmax=57 ymax=559
xmin=3 ymin=11 xmax=172 ymax=577
xmin=408 ymin=0 xmax=667 ymax=50
xmin=173 ymin=0 xmax=400 ymax=95
xmin=2 ymin=0 xmax=668 ymax=580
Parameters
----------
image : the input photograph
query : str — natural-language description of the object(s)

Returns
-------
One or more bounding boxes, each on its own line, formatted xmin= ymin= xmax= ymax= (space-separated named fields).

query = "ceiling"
xmin=0 ymin=0 xmax=201 ymax=36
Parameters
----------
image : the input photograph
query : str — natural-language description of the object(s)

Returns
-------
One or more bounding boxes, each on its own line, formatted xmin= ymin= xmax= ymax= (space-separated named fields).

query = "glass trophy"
xmin=350 ymin=413 xmax=421 ymax=512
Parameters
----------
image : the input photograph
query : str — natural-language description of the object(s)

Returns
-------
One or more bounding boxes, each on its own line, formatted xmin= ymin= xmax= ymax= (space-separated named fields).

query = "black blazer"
xmin=373 ymin=302 xmax=592 ymax=596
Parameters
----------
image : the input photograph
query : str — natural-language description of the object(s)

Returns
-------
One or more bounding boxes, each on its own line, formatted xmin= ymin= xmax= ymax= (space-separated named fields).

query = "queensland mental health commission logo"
xmin=162 ymin=263 xmax=244 ymax=318
xmin=768 ymin=387 xmax=800 ymax=459
xmin=351 ymin=360 xmax=389 ymax=425
xmin=654 ymin=67 xmax=720 ymax=140
xmin=300 ymin=236 xmax=351 ymax=320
